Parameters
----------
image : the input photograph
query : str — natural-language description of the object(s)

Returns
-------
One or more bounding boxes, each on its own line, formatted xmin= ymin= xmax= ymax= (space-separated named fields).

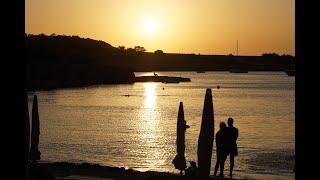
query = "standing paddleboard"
xmin=197 ymin=88 xmax=215 ymax=179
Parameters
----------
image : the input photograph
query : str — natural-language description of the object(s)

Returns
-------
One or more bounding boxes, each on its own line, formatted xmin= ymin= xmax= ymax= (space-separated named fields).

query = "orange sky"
xmin=26 ymin=0 xmax=294 ymax=56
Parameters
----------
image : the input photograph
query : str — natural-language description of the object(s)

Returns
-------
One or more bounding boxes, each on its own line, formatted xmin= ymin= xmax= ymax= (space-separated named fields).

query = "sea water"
xmin=28 ymin=71 xmax=295 ymax=179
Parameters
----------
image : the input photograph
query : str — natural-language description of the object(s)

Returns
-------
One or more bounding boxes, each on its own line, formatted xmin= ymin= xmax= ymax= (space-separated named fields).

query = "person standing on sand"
xmin=213 ymin=122 xmax=228 ymax=177
xmin=226 ymin=117 xmax=239 ymax=177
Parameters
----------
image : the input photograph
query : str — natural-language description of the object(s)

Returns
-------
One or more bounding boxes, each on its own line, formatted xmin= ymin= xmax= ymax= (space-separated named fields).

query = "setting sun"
xmin=142 ymin=18 xmax=157 ymax=36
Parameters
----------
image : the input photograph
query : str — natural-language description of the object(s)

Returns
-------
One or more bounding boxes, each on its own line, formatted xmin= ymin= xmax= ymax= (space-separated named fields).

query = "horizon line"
xmin=26 ymin=33 xmax=295 ymax=57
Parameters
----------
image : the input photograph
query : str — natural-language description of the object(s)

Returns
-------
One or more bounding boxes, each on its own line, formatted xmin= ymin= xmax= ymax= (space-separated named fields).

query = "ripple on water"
xmin=246 ymin=149 xmax=295 ymax=175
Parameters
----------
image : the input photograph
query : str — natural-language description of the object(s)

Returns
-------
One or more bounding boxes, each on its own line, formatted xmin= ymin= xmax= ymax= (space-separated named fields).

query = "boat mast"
xmin=236 ymin=40 xmax=238 ymax=56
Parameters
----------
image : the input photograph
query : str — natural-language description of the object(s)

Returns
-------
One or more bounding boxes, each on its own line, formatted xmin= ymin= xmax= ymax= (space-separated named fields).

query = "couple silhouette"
xmin=213 ymin=117 xmax=238 ymax=178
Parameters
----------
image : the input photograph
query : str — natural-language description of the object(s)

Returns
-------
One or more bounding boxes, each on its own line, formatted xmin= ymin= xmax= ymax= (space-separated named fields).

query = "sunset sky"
xmin=26 ymin=0 xmax=294 ymax=56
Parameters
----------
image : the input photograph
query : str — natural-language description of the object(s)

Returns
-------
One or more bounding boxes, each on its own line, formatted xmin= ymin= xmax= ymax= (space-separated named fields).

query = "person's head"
xmin=220 ymin=122 xmax=227 ymax=130
xmin=227 ymin=117 xmax=234 ymax=127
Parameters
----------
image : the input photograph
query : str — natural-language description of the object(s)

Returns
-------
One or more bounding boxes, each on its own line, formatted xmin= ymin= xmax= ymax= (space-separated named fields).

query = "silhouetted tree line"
xmin=154 ymin=50 xmax=164 ymax=54
xmin=115 ymin=45 xmax=147 ymax=56
xmin=25 ymin=34 xmax=295 ymax=90
xmin=261 ymin=53 xmax=294 ymax=60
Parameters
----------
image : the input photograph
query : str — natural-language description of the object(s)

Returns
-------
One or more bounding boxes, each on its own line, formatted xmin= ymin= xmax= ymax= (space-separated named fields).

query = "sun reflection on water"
xmin=144 ymin=83 xmax=157 ymax=109
xmin=136 ymin=82 xmax=166 ymax=170
xmin=141 ymin=83 xmax=159 ymax=130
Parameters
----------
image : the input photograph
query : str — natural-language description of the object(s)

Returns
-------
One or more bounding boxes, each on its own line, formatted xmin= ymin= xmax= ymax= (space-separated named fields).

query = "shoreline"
xmin=26 ymin=71 xmax=293 ymax=91
xmin=30 ymin=161 xmax=245 ymax=180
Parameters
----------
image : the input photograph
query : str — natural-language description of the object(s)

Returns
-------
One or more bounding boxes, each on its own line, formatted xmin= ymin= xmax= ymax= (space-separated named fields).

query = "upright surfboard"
xmin=197 ymin=88 xmax=215 ymax=179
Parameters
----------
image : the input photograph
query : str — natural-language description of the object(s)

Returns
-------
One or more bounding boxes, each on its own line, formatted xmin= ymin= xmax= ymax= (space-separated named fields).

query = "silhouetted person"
xmin=226 ymin=117 xmax=238 ymax=177
xmin=213 ymin=122 xmax=228 ymax=177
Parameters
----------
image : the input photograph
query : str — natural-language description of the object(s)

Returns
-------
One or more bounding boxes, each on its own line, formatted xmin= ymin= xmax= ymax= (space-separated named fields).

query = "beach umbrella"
xmin=30 ymin=95 xmax=41 ymax=161
xmin=177 ymin=102 xmax=187 ymax=156
xmin=24 ymin=92 xmax=30 ymax=180
xmin=197 ymin=88 xmax=215 ymax=179
xmin=172 ymin=102 xmax=189 ymax=175
xmin=25 ymin=92 xmax=30 ymax=161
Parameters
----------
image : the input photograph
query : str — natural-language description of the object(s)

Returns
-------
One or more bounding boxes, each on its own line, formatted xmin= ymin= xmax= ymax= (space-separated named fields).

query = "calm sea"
xmin=28 ymin=71 xmax=295 ymax=179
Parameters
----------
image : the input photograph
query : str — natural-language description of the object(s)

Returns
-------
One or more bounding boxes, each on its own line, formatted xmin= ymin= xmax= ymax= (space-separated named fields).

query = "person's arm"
xmin=215 ymin=134 xmax=219 ymax=147
xmin=216 ymin=133 xmax=221 ymax=148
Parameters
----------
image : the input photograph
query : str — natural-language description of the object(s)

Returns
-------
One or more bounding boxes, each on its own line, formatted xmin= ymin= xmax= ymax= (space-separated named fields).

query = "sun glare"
xmin=143 ymin=18 xmax=157 ymax=36
xmin=144 ymin=83 xmax=157 ymax=108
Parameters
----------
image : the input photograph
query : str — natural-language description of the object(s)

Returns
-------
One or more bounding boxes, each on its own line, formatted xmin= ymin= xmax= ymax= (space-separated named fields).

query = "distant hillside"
xmin=25 ymin=34 xmax=295 ymax=90
xmin=25 ymin=34 xmax=135 ymax=91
